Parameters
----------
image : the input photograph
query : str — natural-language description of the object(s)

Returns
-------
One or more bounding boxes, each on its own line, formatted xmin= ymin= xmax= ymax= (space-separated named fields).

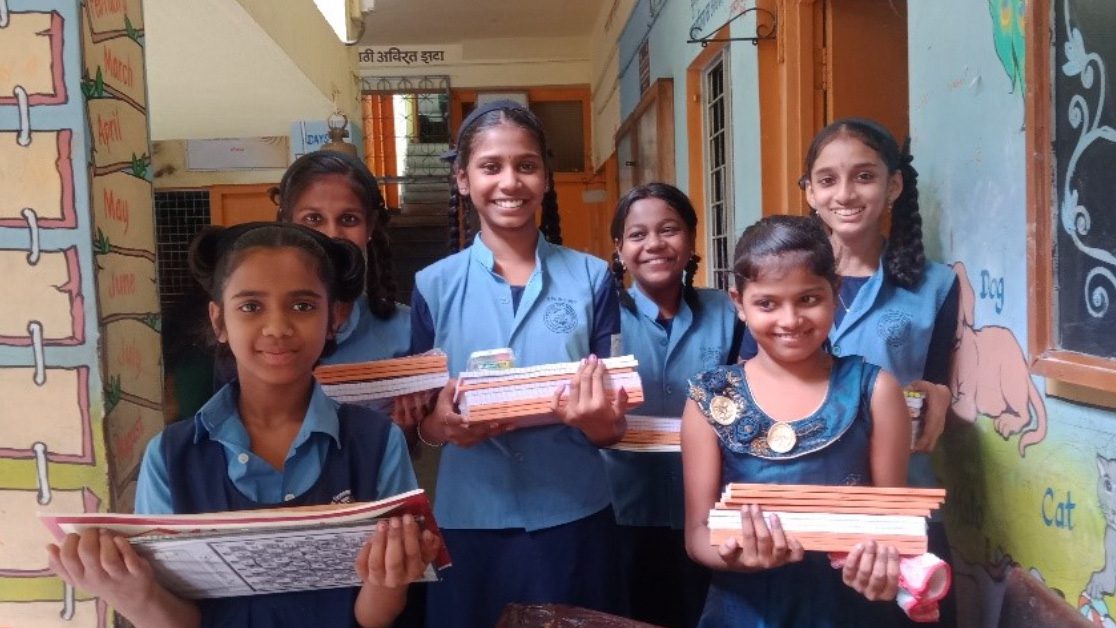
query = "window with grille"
xmin=703 ymin=55 xmax=734 ymax=290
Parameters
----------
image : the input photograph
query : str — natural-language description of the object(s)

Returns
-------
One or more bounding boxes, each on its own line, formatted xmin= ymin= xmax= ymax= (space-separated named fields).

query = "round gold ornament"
xmin=709 ymin=395 xmax=740 ymax=426
xmin=766 ymin=422 xmax=798 ymax=453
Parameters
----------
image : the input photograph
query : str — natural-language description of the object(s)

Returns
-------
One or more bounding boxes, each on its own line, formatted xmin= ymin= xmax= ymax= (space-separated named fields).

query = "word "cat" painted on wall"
xmin=1041 ymin=488 xmax=1077 ymax=529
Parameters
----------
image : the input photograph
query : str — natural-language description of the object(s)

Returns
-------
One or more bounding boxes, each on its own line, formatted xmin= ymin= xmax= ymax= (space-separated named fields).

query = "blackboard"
xmin=1055 ymin=0 xmax=1116 ymax=358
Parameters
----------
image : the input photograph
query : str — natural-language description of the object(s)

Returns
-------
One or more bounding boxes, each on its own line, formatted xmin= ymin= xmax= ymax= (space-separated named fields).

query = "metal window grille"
xmin=703 ymin=55 xmax=734 ymax=290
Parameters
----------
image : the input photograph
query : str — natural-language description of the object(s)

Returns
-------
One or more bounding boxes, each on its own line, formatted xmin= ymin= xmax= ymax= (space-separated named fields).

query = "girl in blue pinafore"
xmin=604 ymin=183 xmax=742 ymax=627
xmin=47 ymin=223 xmax=439 ymax=628
xmin=681 ymin=216 xmax=912 ymax=627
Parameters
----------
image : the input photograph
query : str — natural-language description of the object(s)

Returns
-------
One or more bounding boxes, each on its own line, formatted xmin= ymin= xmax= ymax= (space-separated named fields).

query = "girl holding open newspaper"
xmin=604 ymin=182 xmax=742 ymax=627
xmin=47 ymin=223 xmax=439 ymax=628
xmin=410 ymin=100 xmax=626 ymax=628
xmin=682 ymin=215 xmax=910 ymax=627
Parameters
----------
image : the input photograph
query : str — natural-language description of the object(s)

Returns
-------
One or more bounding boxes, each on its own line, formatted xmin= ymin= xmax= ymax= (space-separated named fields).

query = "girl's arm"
xmin=868 ymin=369 xmax=910 ymax=487
xmin=48 ymin=529 xmax=199 ymax=628
xmin=354 ymin=515 xmax=441 ymax=628
xmin=682 ymin=399 xmax=803 ymax=572
xmin=911 ymin=277 xmax=961 ymax=453
xmin=839 ymin=369 xmax=910 ymax=602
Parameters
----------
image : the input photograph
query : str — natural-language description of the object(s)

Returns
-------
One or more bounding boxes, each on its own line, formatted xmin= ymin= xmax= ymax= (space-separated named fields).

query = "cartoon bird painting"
xmin=988 ymin=0 xmax=1026 ymax=93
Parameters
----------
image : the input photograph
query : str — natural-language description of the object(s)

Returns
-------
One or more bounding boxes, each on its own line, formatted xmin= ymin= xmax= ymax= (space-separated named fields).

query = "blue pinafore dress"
xmin=688 ymin=355 xmax=890 ymax=627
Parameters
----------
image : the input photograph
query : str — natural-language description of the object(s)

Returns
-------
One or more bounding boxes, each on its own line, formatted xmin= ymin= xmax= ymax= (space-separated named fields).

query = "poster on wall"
xmin=185 ymin=137 xmax=289 ymax=171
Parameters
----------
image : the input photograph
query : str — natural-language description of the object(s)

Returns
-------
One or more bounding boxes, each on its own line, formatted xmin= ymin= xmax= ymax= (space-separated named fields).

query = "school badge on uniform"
xmin=709 ymin=395 xmax=740 ymax=426
xmin=766 ymin=422 xmax=797 ymax=453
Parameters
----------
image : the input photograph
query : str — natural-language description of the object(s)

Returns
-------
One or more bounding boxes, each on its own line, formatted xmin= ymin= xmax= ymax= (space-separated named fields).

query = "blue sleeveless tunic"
xmin=161 ymin=404 xmax=392 ymax=628
xmin=688 ymin=355 xmax=887 ymax=627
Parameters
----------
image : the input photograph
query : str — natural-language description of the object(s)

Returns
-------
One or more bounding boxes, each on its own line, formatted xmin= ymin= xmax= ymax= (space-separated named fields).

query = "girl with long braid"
xmin=739 ymin=118 xmax=960 ymax=626
xmin=411 ymin=100 xmax=625 ymax=627
xmin=604 ymin=183 xmax=742 ymax=627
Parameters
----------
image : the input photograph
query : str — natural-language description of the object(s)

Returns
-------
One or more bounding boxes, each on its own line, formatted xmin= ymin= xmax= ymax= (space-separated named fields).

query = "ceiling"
xmin=359 ymin=0 xmax=604 ymax=44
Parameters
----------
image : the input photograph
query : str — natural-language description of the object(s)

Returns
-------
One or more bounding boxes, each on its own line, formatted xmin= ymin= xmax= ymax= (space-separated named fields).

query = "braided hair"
xmin=273 ymin=150 xmax=399 ymax=319
xmin=442 ymin=100 xmax=562 ymax=252
xmin=801 ymin=117 xmax=925 ymax=289
xmin=609 ymin=182 xmax=702 ymax=313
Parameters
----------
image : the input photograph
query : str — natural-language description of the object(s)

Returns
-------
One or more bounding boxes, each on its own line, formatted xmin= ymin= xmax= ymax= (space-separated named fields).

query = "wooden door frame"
xmin=686 ymin=28 xmax=730 ymax=288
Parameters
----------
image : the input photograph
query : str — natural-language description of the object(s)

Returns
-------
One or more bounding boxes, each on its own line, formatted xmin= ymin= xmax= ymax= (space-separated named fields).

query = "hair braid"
xmin=683 ymin=253 xmax=701 ymax=309
xmin=447 ymin=180 xmax=462 ymax=254
xmin=612 ymin=251 xmax=635 ymax=312
xmin=368 ymin=222 xmax=399 ymax=318
xmin=882 ymin=156 xmax=925 ymax=288
xmin=540 ymin=170 xmax=562 ymax=245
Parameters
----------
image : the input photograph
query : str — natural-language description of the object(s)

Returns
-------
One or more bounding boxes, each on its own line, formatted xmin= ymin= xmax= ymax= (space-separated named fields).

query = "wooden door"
xmin=824 ymin=0 xmax=909 ymax=141
xmin=209 ymin=184 xmax=278 ymax=225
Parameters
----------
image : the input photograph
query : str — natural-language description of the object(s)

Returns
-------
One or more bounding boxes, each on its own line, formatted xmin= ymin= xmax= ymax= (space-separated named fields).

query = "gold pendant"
xmin=709 ymin=395 xmax=740 ymax=426
xmin=766 ymin=422 xmax=798 ymax=453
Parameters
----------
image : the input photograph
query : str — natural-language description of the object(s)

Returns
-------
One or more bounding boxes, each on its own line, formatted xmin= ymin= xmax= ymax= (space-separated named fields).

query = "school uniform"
xmin=602 ymin=285 xmax=738 ymax=627
xmin=410 ymin=233 xmax=622 ymax=628
xmin=135 ymin=382 xmax=417 ymax=628
xmin=321 ymin=298 xmax=412 ymax=365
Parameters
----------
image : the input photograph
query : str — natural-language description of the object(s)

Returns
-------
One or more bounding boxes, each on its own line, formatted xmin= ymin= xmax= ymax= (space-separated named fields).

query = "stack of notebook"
xmin=455 ymin=355 xmax=644 ymax=427
xmin=315 ymin=353 xmax=449 ymax=404
xmin=708 ymin=483 xmax=947 ymax=555
xmin=608 ymin=415 xmax=681 ymax=452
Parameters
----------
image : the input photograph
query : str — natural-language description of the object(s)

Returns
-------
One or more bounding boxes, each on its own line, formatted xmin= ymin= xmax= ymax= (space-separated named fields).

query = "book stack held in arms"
xmin=454 ymin=355 xmax=644 ymax=427
xmin=607 ymin=415 xmax=681 ymax=452
xmin=314 ymin=351 xmax=449 ymax=405
xmin=708 ymin=483 xmax=946 ymax=554
xmin=708 ymin=483 xmax=952 ymax=623
xmin=40 ymin=490 xmax=450 ymax=599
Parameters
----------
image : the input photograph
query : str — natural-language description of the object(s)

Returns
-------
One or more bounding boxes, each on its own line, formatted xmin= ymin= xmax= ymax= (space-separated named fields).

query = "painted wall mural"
xmin=911 ymin=1 xmax=1116 ymax=626
xmin=988 ymin=0 xmax=1025 ymax=94
xmin=0 ymin=0 xmax=162 ymax=625
xmin=950 ymin=262 xmax=1047 ymax=456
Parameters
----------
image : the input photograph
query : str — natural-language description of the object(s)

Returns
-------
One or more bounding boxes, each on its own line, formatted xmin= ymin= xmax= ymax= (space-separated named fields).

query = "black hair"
xmin=272 ymin=150 xmax=399 ymax=319
xmin=445 ymin=100 xmax=561 ymax=252
xmin=732 ymin=215 xmax=838 ymax=293
xmin=188 ymin=222 xmax=365 ymax=359
xmin=800 ymin=117 xmax=925 ymax=289
xmin=609 ymin=182 xmax=701 ymax=313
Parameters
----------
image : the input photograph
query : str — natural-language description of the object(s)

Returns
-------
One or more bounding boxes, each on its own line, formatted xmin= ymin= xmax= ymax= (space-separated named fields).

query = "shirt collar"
xmin=193 ymin=382 xmax=342 ymax=449
xmin=630 ymin=283 xmax=690 ymax=323
xmin=470 ymin=231 xmax=550 ymax=272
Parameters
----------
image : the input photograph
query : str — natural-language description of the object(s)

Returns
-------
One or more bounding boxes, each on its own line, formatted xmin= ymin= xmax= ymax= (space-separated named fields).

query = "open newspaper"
xmin=40 ymin=489 xmax=449 ymax=599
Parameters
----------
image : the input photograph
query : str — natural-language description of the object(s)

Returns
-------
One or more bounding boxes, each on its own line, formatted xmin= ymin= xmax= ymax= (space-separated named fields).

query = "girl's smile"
xmin=805 ymin=135 xmax=902 ymax=239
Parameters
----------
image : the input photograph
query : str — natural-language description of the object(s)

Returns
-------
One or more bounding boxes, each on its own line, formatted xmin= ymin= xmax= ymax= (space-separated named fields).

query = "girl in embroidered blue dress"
xmin=682 ymin=215 xmax=911 ymax=627
xmin=411 ymin=101 xmax=626 ymax=628
xmin=47 ymin=223 xmax=439 ymax=628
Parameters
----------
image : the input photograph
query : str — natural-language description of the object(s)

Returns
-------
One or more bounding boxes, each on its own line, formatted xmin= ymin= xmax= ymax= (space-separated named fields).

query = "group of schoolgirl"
xmin=46 ymin=99 xmax=958 ymax=628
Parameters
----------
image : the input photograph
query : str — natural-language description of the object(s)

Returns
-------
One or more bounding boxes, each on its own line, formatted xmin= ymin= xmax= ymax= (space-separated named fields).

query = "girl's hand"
xmin=551 ymin=355 xmax=626 ymax=446
xmin=717 ymin=505 xmax=805 ymax=571
xmin=908 ymin=380 xmax=950 ymax=453
xmin=418 ymin=380 xmax=513 ymax=448
xmin=392 ymin=391 xmax=435 ymax=434
xmin=47 ymin=529 xmax=161 ymax=615
xmin=355 ymin=515 xmax=442 ymax=589
xmin=841 ymin=540 xmax=900 ymax=601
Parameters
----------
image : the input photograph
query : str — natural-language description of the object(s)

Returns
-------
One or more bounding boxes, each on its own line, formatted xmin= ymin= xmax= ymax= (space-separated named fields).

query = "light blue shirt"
xmin=324 ymin=298 xmax=412 ymax=364
xmin=135 ymin=382 xmax=417 ymax=514
xmin=828 ymin=260 xmax=957 ymax=489
xmin=603 ymin=286 xmax=739 ymax=528
xmin=411 ymin=234 xmax=620 ymax=531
